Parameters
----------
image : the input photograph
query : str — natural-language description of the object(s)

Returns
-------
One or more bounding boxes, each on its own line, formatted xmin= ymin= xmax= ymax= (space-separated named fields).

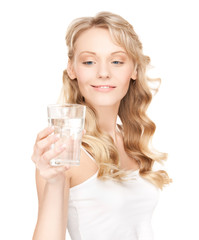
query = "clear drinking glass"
xmin=47 ymin=104 xmax=86 ymax=166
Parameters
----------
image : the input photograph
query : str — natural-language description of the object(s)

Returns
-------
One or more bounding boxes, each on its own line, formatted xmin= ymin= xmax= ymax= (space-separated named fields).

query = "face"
xmin=67 ymin=27 xmax=137 ymax=109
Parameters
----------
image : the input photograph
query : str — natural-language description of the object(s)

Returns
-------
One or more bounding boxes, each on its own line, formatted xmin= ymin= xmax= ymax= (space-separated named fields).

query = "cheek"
xmin=121 ymin=67 xmax=134 ymax=87
xmin=75 ymin=65 xmax=96 ymax=92
xmin=119 ymin=72 xmax=131 ymax=88
xmin=122 ymin=80 xmax=131 ymax=96
xmin=117 ymin=73 xmax=132 ymax=96
xmin=123 ymin=75 xmax=131 ymax=86
xmin=75 ymin=70 xmax=91 ymax=96
xmin=75 ymin=66 xmax=93 ymax=83
xmin=75 ymin=71 xmax=87 ymax=89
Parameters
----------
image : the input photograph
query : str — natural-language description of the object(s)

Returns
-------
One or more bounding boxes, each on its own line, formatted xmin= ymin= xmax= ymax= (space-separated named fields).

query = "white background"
xmin=0 ymin=0 xmax=198 ymax=239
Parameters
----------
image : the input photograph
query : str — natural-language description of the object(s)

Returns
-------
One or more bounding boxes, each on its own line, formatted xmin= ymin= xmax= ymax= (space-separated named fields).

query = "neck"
xmin=94 ymin=103 xmax=120 ymax=142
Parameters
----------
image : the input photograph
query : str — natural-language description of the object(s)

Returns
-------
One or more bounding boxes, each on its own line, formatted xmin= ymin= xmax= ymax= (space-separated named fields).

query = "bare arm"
xmin=33 ymin=170 xmax=70 ymax=240
xmin=32 ymin=127 xmax=71 ymax=240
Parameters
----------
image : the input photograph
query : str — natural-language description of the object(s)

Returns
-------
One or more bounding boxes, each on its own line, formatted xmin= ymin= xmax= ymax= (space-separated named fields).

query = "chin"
xmin=86 ymin=99 xmax=121 ymax=109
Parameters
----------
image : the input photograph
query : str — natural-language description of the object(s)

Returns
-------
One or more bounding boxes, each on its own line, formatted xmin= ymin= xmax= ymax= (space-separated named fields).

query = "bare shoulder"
xmin=66 ymin=148 xmax=99 ymax=188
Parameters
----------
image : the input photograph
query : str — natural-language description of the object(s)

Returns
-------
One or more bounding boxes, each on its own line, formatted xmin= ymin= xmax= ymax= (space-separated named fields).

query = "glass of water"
xmin=47 ymin=104 xmax=86 ymax=166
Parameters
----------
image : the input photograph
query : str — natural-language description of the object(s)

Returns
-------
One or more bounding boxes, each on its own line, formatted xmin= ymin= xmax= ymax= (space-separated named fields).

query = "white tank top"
xmin=67 ymin=148 xmax=159 ymax=240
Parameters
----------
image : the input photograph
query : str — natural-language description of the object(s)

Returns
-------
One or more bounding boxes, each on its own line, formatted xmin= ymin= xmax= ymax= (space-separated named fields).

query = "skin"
xmin=68 ymin=28 xmax=137 ymax=140
xmin=32 ymin=27 xmax=139 ymax=240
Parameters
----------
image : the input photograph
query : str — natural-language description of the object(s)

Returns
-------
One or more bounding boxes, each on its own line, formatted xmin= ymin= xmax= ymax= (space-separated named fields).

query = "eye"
xmin=82 ymin=61 xmax=95 ymax=65
xmin=112 ymin=61 xmax=124 ymax=65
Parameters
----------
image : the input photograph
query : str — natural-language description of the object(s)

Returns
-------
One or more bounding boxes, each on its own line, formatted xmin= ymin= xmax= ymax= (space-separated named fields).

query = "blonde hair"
xmin=58 ymin=11 xmax=171 ymax=189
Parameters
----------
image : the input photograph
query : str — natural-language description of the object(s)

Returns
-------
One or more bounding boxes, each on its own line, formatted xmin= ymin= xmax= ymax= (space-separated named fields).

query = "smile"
xmin=91 ymin=85 xmax=116 ymax=89
xmin=91 ymin=85 xmax=116 ymax=93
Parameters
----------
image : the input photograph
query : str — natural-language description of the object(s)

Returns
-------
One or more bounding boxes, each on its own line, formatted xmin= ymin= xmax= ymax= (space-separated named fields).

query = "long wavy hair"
xmin=58 ymin=11 xmax=171 ymax=189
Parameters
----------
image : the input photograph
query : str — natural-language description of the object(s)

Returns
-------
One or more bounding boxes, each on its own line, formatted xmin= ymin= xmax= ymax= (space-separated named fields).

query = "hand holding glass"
xmin=47 ymin=104 xmax=86 ymax=166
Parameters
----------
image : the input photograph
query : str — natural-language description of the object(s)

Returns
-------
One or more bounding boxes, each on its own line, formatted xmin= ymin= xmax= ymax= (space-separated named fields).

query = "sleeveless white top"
xmin=67 ymin=148 xmax=159 ymax=240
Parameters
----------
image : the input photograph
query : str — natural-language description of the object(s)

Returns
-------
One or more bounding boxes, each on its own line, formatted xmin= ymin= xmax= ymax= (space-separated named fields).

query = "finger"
xmin=36 ymin=126 xmax=54 ymax=142
xmin=34 ymin=134 xmax=60 ymax=156
xmin=41 ymin=142 xmax=67 ymax=164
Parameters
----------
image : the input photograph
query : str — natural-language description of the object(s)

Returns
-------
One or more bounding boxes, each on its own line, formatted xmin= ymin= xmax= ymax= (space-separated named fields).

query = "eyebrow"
xmin=78 ymin=51 xmax=127 ymax=56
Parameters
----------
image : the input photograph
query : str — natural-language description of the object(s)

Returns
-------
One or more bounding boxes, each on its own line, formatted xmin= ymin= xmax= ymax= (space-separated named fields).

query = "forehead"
xmin=74 ymin=27 xmax=126 ymax=56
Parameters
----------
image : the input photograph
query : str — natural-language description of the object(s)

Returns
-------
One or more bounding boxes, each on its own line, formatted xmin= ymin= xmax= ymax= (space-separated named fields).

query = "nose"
xmin=97 ymin=61 xmax=110 ymax=79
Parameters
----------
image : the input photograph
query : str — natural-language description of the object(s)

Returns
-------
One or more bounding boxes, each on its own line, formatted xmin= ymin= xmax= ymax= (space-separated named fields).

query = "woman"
xmin=32 ymin=11 xmax=171 ymax=240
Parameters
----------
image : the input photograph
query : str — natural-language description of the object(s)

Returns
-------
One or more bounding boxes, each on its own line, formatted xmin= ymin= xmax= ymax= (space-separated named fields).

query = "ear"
xmin=131 ymin=67 xmax=137 ymax=80
xmin=67 ymin=60 xmax=76 ymax=80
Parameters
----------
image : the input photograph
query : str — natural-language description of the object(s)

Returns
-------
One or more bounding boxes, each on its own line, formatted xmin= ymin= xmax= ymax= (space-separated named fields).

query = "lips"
xmin=91 ymin=85 xmax=116 ymax=89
